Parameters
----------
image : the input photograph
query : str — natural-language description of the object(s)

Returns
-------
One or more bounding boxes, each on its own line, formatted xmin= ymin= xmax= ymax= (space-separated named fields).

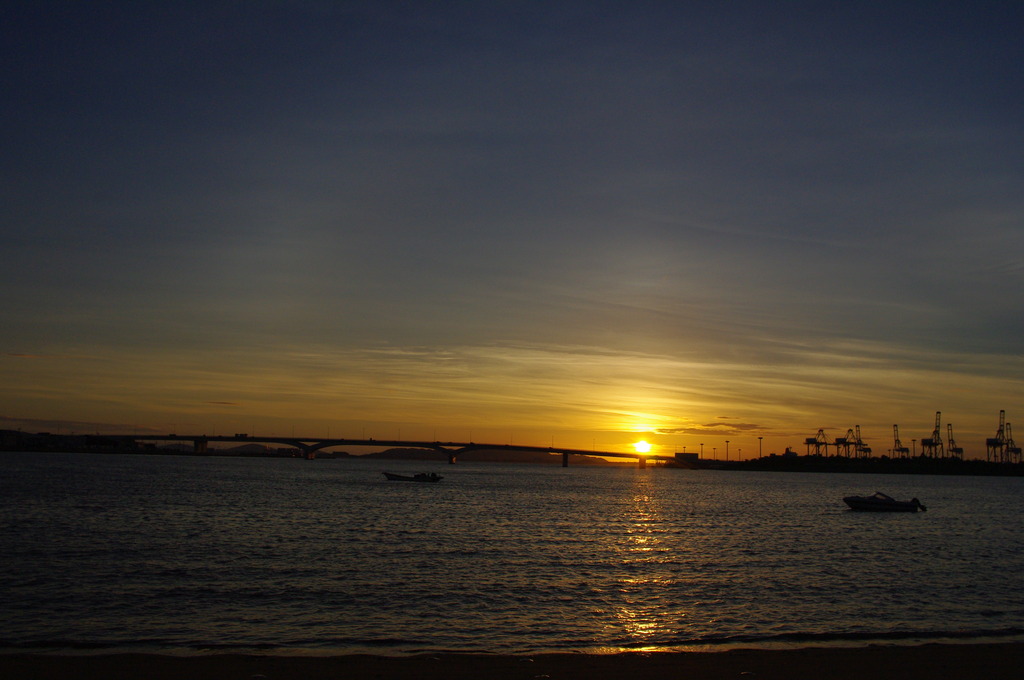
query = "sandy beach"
xmin=3 ymin=643 xmax=1023 ymax=680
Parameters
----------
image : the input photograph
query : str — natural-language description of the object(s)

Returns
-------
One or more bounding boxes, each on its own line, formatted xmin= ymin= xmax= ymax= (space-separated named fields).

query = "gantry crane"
xmin=834 ymin=429 xmax=855 ymax=457
xmin=1006 ymin=423 xmax=1022 ymax=463
xmin=854 ymin=424 xmax=871 ymax=457
xmin=892 ymin=424 xmax=910 ymax=458
xmin=920 ymin=411 xmax=945 ymax=458
xmin=987 ymin=410 xmax=1007 ymax=462
xmin=804 ymin=428 xmax=832 ymax=456
xmin=946 ymin=423 xmax=964 ymax=459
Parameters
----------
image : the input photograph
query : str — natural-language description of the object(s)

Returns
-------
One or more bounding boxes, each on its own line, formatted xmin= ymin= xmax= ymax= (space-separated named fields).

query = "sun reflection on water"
xmin=607 ymin=473 xmax=683 ymax=648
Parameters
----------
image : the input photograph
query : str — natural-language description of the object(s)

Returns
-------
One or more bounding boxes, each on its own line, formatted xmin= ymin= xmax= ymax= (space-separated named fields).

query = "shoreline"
xmin=4 ymin=643 xmax=1024 ymax=680
xmin=4 ymin=444 xmax=1023 ymax=477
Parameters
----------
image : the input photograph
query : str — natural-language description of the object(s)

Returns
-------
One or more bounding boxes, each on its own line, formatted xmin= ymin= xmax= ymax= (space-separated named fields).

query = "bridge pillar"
xmin=562 ymin=451 xmax=569 ymax=467
xmin=637 ymin=456 xmax=647 ymax=469
xmin=194 ymin=438 xmax=208 ymax=454
xmin=448 ymin=452 xmax=456 ymax=464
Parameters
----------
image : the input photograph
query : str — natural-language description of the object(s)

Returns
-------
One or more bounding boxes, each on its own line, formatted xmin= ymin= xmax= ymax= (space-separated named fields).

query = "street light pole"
xmin=758 ymin=436 xmax=763 ymax=458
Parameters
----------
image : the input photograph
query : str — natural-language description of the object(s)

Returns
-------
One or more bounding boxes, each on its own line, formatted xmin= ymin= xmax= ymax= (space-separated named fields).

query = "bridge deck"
xmin=119 ymin=434 xmax=673 ymax=463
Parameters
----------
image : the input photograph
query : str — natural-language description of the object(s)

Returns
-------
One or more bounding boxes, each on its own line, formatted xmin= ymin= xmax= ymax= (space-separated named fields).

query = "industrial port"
xmin=801 ymin=409 xmax=1021 ymax=464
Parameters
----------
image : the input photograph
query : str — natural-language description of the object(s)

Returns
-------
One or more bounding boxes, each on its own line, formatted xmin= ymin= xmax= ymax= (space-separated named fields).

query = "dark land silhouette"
xmin=3 ymin=429 xmax=1022 ymax=475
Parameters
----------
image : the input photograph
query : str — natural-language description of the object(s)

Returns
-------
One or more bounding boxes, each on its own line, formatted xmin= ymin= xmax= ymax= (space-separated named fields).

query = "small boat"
xmin=843 ymin=491 xmax=926 ymax=512
xmin=383 ymin=471 xmax=443 ymax=483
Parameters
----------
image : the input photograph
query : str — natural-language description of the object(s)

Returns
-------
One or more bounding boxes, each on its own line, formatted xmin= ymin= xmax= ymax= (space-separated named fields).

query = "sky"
xmin=2 ymin=1 xmax=1023 ymax=459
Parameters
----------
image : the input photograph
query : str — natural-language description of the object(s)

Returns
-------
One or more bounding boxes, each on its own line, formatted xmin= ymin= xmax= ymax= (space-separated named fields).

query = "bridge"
xmin=117 ymin=434 xmax=673 ymax=468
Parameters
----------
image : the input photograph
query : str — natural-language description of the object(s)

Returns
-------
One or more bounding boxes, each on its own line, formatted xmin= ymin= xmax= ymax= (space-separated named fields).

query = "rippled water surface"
xmin=2 ymin=452 xmax=1023 ymax=654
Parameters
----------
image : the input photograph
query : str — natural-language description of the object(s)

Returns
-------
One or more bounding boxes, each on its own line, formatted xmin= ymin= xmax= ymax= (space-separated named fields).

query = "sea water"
xmin=1 ymin=451 xmax=1023 ymax=654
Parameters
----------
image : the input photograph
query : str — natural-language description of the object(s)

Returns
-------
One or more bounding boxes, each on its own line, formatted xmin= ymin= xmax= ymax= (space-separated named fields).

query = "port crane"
xmin=920 ymin=411 xmax=945 ymax=458
xmin=946 ymin=423 xmax=964 ymax=459
xmin=892 ymin=424 xmax=910 ymax=458
xmin=804 ymin=428 xmax=831 ymax=456
xmin=1006 ymin=423 xmax=1022 ymax=463
xmin=834 ymin=429 xmax=855 ymax=457
xmin=854 ymin=424 xmax=871 ymax=457
xmin=987 ymin=410 xmax=1007 ymax=462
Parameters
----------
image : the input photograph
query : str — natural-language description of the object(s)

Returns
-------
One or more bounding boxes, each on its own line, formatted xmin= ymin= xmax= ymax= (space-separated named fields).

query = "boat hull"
xmin=383 ymin=472 xmax=443 ymax=483
xmin=843 ymin=492 xmax=925 ymax=512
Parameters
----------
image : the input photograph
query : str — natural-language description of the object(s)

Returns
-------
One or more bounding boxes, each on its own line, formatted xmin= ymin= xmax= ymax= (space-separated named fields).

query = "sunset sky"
xmin=2 ymin=1 xmax=1022 ymax=459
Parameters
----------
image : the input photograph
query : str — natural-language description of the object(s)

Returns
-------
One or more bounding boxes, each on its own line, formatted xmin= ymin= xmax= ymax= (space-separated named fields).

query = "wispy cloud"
xmin=1 ymin=2 xmax=1021 ymax=457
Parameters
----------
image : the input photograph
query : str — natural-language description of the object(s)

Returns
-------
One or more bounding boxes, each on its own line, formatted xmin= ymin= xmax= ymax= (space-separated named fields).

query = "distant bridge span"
xmin=119 ymin=434 xmax=672 ymax=468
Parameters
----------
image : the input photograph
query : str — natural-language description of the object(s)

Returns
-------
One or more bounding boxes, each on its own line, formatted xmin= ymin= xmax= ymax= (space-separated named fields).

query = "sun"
xmin=633 ymin=440 xmax=652 ymax=454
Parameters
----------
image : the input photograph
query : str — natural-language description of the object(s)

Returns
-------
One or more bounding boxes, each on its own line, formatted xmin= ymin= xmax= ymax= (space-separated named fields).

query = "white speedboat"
xmin=843 ymin=491 xmax=925 ymax=512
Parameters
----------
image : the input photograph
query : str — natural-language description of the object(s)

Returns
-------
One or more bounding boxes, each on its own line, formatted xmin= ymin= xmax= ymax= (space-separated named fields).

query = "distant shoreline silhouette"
xmin=3 ymin=430 xmax=1022 ymax=476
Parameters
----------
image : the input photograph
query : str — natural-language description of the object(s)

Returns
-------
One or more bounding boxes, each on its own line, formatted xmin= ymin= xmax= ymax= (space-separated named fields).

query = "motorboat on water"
xmin=383 ymin=471 xmax=443 ymax=483
xmin=843 ymin=491 xmax=926 ymax=512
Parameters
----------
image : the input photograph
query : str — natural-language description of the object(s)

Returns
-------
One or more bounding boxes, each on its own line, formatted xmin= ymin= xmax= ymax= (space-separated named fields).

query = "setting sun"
xmin=633 ymin=440 xmax=652 ymax=454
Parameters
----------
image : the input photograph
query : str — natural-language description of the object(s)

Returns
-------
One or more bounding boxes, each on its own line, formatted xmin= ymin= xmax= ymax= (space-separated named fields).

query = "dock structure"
xmin=797 ymin=411 xmax=1023 ymax=463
